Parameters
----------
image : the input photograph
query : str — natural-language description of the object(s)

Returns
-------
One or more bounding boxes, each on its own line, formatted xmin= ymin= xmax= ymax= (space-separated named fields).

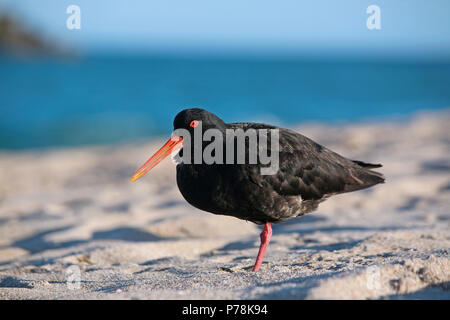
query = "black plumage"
xmin=175 ymin=109 xmax=384 ymax=225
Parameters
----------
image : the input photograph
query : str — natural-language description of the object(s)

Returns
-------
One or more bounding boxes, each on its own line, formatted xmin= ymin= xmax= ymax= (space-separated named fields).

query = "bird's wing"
xmin=229 ymin=122 xmax=384 ymax=201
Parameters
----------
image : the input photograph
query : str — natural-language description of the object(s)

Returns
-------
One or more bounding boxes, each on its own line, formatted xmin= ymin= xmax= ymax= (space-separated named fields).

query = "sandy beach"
xmin=0 ymin=110 xmax=449 ymax=300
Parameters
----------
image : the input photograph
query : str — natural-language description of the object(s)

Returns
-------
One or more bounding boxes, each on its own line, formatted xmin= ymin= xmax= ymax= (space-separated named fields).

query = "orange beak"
xmin=130 ymin=135 xmax=183 ymax=182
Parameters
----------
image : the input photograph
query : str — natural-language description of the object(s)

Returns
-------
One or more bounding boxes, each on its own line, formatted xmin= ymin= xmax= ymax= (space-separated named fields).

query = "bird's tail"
xmin=352 ymin=160 xmax=383 ymax=169
xmin=343 ymin=160 xmax=385 ymax=193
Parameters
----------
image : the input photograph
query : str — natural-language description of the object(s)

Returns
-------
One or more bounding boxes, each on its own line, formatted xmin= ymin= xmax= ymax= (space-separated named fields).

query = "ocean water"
xmin=1 ymin=55 xmax=449 ymax=150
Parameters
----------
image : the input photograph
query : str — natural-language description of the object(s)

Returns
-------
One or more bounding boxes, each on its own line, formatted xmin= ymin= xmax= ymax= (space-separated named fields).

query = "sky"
xmin=1 ymin=0 xmax=450 ymax=57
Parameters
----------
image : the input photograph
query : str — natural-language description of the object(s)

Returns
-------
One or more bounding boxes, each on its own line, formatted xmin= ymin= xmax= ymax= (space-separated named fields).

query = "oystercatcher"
xmin=130 ymin=108 xmax=384 ymax=271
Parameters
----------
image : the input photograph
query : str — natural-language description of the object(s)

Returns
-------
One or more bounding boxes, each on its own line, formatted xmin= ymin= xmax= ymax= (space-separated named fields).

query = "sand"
xmin=0 ymin=110 xmax=449 ymax=300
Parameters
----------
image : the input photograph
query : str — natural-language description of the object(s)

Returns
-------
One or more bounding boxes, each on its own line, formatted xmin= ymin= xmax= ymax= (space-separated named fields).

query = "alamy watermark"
xmin=66 ymin=5 xmax=81 ymax=30
xmin=65 ymin=265 xmax=81 ymax=290
xmin=366 ymin=5 xmax=381 ymax=30
xmin=171 ymin=121 xmax=280 ymax=175
xmin=366 ymin=265 xmax=381 ymax=291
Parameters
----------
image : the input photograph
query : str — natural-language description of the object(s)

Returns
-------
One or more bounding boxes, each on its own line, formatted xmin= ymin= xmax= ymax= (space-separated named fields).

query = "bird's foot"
xmin=252 ymin=223 xmax=272 ymax=271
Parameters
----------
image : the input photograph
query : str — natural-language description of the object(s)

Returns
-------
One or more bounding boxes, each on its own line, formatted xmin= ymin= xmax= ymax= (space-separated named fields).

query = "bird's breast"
xmin=176 ymin=163 xmax=234 ymax=215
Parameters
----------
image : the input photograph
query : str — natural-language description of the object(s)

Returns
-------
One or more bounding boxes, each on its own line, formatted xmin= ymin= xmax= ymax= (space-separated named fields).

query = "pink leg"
xmin=252 ymin=223 xmax=272 ymax=271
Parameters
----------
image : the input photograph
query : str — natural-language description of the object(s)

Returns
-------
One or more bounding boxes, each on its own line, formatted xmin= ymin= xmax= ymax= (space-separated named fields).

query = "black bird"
xmin=130 ymin=108 xmax=384 ymax=271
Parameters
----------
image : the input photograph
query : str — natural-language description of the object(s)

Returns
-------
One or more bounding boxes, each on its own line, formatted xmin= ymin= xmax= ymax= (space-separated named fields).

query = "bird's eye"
xmin=190 ymin=120 xmax=199 ymax=128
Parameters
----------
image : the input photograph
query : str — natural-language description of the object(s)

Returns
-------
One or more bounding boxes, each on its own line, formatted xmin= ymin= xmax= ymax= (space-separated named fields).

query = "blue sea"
xmin=1 ymin=55 xmax=449 ymax=150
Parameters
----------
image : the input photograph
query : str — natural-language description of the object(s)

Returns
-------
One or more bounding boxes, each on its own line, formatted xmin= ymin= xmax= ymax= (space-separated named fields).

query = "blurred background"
xmin=0 ymin=0 xmax=449 ymax=150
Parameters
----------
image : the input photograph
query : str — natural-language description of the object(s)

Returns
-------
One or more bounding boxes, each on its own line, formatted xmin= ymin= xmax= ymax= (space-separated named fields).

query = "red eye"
xmin=190 ymin=120 xmax=199 ymax=128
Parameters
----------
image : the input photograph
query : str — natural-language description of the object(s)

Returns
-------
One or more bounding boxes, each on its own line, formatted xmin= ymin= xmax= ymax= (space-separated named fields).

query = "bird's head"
xmin=173 ymin=108 xmax=226 ymax=133
xmin=130 ymin=108 xmax=226 ymax=182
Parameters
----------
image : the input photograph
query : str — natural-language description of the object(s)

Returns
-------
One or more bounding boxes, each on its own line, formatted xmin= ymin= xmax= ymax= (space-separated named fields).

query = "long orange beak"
xmin=130 ymin=135 xmax=183 ymax=182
